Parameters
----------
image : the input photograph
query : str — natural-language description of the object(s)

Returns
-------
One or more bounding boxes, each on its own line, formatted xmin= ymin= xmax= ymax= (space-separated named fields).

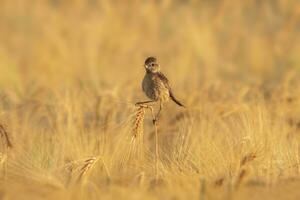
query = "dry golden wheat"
xmin=0 ymin=124 xmax=13 ymax=148
xmin=240 ymin=153 xmax=257 ymax=167
xmin=235 ymin=169 xmax=248 ymax=189
xmin=0 ymin=0 xmax=300 ymax=199
xmin=77 ymin=157 xmax=98 ymax=183
xmin=214 ymin=177 xmax=225 ymax=187
xmin=234 ymin=152 xmax=257 ymax=188
xmin=132 ymin=106 xmax=146 ymax=138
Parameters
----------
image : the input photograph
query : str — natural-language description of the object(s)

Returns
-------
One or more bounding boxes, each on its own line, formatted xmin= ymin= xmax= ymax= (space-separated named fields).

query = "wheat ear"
xmin=133 ymin=106 xmax=146 ymax=138
xmin=77 ymin=157 xmax=98 ymax=183
xmin=0 ymin=124 xmax=13 ymax=148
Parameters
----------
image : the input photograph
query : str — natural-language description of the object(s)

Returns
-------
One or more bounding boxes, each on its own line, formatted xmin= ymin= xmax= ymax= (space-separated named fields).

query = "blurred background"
xmin=0 ymin=1 xmax=300 ymax=199
xmin=0 ymin=0 xmax=299 ymax=93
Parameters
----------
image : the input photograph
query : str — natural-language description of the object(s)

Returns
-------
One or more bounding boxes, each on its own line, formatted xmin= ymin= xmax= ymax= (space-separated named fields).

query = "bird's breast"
xmin=142 ymin=73 xmax=169 ymax=102
xmin=142 ymin=74 xmax=155 ymax=99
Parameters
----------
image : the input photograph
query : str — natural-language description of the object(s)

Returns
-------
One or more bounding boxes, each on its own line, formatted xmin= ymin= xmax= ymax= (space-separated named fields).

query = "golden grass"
xmin=0 ymin=0 xmax=300 ymax=199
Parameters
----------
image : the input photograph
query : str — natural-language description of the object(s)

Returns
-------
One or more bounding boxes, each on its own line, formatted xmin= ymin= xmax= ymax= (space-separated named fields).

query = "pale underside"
xmin=142 ymin=72 xmax=170 ymax=103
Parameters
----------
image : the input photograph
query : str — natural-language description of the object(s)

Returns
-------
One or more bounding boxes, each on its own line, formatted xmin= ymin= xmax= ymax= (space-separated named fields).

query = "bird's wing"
xmin=157 ymin=72 xmax=184 ymax=107
xmin=157 ymin=72 xmax=171 ymax=89
xmin=158 ymin=72 xmax=185 ymax=107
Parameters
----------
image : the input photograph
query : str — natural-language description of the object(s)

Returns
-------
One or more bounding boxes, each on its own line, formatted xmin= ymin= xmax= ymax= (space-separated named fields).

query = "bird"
xmin=136 ymin=56 xmax=184 ymax=122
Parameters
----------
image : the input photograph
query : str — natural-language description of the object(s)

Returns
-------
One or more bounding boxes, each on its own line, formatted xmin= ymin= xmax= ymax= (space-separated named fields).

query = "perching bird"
xmin=136 ymin=56 xmax=184 ymax=121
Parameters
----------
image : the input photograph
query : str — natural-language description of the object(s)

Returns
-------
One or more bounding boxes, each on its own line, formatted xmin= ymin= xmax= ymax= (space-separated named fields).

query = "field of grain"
xmin=0 ymin=0 xmax=300 ymax=199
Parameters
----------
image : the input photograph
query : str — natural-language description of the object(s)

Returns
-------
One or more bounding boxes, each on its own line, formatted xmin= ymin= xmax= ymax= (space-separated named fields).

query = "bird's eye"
xmin=151 ymin=63 xmax=155 ymax=67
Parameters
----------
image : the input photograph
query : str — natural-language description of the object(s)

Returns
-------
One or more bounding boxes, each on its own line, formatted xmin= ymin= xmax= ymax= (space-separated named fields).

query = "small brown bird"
xmin=136 ymin=57 xmax=184 ymax=121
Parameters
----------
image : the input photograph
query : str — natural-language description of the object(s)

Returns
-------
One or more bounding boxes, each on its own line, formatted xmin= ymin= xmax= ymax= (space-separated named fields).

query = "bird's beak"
xmin=144 ymin=64 xmax=148 ymax=69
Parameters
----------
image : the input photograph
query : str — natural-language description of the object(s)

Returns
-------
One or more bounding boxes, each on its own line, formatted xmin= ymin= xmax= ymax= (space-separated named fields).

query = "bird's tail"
xmin=170 ymin=91 xmax=185 ymax=107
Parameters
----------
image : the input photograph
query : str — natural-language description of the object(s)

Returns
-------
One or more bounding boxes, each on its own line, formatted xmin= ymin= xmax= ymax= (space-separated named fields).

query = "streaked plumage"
xmin=141 ymin=57 xmax=184 ymax=107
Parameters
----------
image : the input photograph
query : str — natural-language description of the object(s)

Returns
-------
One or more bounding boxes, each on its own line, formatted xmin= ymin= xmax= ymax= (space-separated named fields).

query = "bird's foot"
xmin=152 ymin=118 xmax=157 ymax=125
xmin=152 ymin=117 xmax=159 ymax=125
xmin=135 ymin=102 xmax=149 ymax=107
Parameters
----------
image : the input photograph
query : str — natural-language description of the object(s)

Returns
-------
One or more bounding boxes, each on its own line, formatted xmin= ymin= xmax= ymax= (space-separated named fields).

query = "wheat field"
xmin=0 ymin=0 xmax=300 ymax=199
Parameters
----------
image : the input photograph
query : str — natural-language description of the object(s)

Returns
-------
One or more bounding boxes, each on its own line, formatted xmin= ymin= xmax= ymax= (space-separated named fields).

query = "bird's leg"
xmin=135 ymin=100 xmax=156 ymax=106
xmin=153 ymin=102 xmax=163 ymax=124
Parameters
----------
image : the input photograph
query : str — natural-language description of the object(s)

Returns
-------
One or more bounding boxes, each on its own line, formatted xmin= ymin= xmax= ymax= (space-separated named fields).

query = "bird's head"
xmin=144 ymin=57 xmax=160 ymax=73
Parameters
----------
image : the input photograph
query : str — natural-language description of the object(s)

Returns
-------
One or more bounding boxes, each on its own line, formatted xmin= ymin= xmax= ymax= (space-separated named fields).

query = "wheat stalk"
xmin=133 ymin=104 xmax=160 ymax=180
